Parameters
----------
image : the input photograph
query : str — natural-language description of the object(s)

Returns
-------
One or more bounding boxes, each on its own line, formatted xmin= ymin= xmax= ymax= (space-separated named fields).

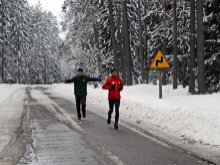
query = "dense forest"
xmin=0 ymin=0 xmax=219 ymax=93
xmin=61 ymin=0 xmax=220 ymax=93
xmin=0 ymin=0 xmax=61 ymax=84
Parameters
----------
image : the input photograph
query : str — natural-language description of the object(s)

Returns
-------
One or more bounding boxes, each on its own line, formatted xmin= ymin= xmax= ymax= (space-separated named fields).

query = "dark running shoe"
xmin=83 ymin=113 xmax=86 ymax=118
xmin=114 ymin=123 xmax=118 ymax=130
xmin=107 ymin=118 xmax=111 ymax=125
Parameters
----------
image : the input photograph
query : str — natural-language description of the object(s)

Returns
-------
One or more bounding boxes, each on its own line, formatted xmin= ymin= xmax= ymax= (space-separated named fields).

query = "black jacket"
xmin=65 ymin=75 xmax=101 ymax=96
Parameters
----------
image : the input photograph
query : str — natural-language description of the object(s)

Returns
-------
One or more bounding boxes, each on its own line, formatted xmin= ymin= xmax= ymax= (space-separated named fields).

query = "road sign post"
xmin=159 ymin=70 xmax=162 ymax=99
xmin=150 ymin=50 xmax=171 ymax=99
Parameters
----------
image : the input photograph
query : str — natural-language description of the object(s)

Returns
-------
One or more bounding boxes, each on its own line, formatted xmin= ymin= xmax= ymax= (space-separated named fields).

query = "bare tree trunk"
xmin=42 ymin=36 xmax=47 ymax=84
xmin=17 ymin=32 xmax=21 ymax=84
xmin=197 ymin=0 xmax=206 ymax=94
xmin=120 ymin=4 xmax=127 ymax=84
xmin=161 ymin=0 xmax=168 ymax=85
xmin=182 ymin=43 xmax=187 ymax=88
xmin=114 ymin=1 xmax=125 ymax=79
xmin=93 ymin=24 xmax=101 ymax=74
xmin=108 ymin=0 xmax=118 ymax=70
xmin=43 ymin=55 xmax=47 ymax=84
xmin=138 ymin=0 xmax=144 ymax=83
xmin=162 ymin=38 xmax=167 ymax=85
xmin=189 ymin=0 xmax=196 ymax=93
xmin=182 ymin=56 xmax=187 ymax=88
xmin=93 ymin=24 xmax=99 ymax=51
xmin=122 ymin=0 xmax=132 ymax=85
xmin=144 ymin=0 xmax=149 ymax=83
xmin=0 ymin=0 xmax=5 ymax=83
xmin=121 ymin=27 xmax=127 ymax=84
xmin=173 ymin=0 xmax=178 ymax=89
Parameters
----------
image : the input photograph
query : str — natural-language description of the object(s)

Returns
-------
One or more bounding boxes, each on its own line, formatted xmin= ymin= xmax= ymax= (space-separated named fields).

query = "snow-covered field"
xmin=0 ymin=85 xmax=26 ymax=155
xmin=49 ymin=83 xmax=220 ymax=163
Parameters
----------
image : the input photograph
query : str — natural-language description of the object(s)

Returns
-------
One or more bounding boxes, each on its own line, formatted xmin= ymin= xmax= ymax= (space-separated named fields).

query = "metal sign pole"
xmin=159 ymin=70 xmax=162 ymax=99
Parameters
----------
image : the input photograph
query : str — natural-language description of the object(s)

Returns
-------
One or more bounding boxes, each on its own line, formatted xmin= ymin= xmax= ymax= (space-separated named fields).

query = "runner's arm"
xmin=65 ymin=77 xmax=75 ymax=83
xmin=102 ymin=78 xmax=111 ymax=90
xmin=119 ymin=79 xmax=124 ymax=91
xmin=89 ymin=77 xmax=102 ymax=82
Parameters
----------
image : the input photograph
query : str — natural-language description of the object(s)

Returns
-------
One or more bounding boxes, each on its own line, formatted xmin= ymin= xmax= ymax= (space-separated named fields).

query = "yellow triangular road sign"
xmin=150 ymin=50 xmax=171 ymax=69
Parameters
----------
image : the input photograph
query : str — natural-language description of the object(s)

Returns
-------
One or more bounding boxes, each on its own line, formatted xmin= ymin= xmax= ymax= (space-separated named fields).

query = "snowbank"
xmin=48 ymin=83 xmax=220 ymax=163
xmin=0 ymin=85 xmax=26 ymax=154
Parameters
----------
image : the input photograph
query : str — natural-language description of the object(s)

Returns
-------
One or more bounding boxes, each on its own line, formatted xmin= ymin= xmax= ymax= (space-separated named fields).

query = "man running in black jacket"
xmin=65 ymin=68 xmax=101 ymax=120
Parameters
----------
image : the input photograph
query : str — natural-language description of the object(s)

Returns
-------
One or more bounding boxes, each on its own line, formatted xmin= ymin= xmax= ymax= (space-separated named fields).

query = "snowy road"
xmin=0 ymin=86 xmax=213 ymax=165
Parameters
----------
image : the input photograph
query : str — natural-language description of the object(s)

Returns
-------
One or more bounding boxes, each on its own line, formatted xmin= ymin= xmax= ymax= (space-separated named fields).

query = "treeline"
xmin=61 ymin=0 xmax=220 ymax=93
xmin=0 ymin=0 xmax=62 ymax=84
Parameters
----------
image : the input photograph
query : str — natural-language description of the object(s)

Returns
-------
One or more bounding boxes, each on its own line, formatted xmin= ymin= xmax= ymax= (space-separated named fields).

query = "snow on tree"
xmin=0 ymin=1 xmax=62 ymax=84
xmin=1 ymin=0 xmax=218 ymax=92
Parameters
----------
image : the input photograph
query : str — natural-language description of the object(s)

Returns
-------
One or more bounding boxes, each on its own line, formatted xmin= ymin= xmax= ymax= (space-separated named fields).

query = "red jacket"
xmin=102 ymin=77 xmax=123 ymax=100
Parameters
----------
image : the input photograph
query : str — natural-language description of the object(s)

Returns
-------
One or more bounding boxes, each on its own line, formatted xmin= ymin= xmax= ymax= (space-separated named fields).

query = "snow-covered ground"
xmin=48 ymin=83 xmax=220 ymax=163
xmin=1 ymin=84 xmax=220 ymax=163
xmin=0 ymin=85 xmax=26 ymax=155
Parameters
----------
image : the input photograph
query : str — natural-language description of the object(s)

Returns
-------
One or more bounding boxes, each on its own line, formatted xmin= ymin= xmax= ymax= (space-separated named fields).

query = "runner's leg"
xmin=107 ymin=100 xmax=114 ymax=124
xmin=75 ymin=95 xmax=81 ymax=120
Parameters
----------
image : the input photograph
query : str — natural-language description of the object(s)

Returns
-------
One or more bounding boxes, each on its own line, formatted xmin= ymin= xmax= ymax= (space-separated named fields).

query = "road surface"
xmin=0 ymin=86 xmax=212 ymax=165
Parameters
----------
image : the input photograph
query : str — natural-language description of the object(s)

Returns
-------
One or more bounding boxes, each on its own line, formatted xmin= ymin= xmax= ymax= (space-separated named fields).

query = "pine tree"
xmin=173 ymin=0 xmax=178 ymax=89
xmin=189 ymin=0 xmax=196 ymax=93
xmin=204 ymin=0 xmax=220 ymax=92
xmin=197 ymin=0 xmax=206 ymax=94
xmin=108 ymin=0 xmax=118 ymax=70
xmin=138 ymin=0 xmax=144 ymax=83
xmin=122 ymin=0 xmax=132 ymax=85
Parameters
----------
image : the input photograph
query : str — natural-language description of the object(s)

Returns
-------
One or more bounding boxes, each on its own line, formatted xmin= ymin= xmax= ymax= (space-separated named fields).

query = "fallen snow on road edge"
xmin=0 ymin=85 xmax=26 ymax=156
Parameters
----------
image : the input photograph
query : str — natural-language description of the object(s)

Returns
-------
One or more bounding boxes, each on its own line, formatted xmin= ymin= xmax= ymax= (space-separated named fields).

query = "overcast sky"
xmin=27 ymin=0 xmax=65 ymax=39
xmin=27 ymin=0 xmax=64 ymax=22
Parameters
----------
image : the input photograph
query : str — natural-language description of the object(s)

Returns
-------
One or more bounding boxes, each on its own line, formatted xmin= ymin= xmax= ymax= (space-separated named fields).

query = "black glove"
xmin=111 ymin=84 xmax=116 ymax=89
xmin=119 ymin=88 xmax=123 ymax=91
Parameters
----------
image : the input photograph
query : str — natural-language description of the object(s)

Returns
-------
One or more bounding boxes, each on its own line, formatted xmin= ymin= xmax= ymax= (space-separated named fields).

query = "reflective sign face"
xmin=150 ymin=50 xmax=171 ymax=69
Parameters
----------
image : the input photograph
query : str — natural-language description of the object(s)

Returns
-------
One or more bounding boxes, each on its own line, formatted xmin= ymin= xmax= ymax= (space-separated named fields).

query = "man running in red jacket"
xmin=102 ymin=69 xmax=123 ymax=129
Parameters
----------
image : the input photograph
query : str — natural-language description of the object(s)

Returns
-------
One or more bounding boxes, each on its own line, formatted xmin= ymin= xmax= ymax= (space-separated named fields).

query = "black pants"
xmin=108 ymin=99 xmax=120 ymax=124
xmin=75 ymin=95 xmax=86 ymax=119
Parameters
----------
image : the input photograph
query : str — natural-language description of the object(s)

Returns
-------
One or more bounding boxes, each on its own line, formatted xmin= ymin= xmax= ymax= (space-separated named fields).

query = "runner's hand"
xmin=111 ymin=84 xmax=116 ymax=89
